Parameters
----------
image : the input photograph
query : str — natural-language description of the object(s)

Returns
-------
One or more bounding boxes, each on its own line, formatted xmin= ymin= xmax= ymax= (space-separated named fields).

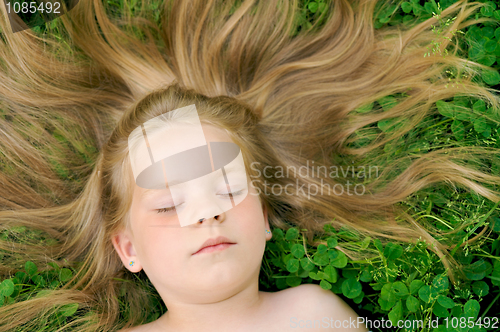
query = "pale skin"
xmin=112 ymin=123 xmax=368 ymax=331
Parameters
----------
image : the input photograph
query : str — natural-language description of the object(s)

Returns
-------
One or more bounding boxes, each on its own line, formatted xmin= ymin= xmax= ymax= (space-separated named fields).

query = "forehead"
xmin=129 ymin=120 xmax=234 ymax=177
xmin=145 ymin=123 xmax=232 ymax=155
xmin=150 ymin=122 xmax=232 ymax=141
xmin=131 ymin=123 xmax=239 ymax=195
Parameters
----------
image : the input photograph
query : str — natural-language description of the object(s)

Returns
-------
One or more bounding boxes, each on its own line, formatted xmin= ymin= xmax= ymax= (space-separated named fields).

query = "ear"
xmin=262 ymin=201 xmax=272 ymax=241
xmin=111 ymin=229 xmax=142 ymax=273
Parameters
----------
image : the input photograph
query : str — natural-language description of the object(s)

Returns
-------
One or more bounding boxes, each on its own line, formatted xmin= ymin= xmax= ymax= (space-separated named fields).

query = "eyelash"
xmin=156 ymin=189 xmax=245 ymax=214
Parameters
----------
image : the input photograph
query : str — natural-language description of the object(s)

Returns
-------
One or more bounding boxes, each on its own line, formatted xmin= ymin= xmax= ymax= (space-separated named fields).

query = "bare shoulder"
xmin=274 ymin=284 xmax=368 ymax=331
xmin=280 ymin=283 xmax=352 ymax=314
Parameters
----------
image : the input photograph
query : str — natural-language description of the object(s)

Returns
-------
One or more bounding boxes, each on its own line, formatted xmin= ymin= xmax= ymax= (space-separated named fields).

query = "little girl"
xmin=111 ymin=96 xmax=367 ymax=331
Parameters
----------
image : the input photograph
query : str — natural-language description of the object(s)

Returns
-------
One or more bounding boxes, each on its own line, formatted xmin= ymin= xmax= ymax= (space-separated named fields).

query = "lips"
xmin=193 ymin=236 xmax=236 ymax=255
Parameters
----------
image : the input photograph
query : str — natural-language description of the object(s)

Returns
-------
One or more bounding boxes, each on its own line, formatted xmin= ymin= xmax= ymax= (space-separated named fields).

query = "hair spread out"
xmin=0 ymin=0 xmax=499 ymax=330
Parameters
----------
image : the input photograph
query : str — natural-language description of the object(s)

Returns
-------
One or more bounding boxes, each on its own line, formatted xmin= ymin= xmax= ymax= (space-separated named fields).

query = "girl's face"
xmin=112 ymin=123 xmax=272 ymax=304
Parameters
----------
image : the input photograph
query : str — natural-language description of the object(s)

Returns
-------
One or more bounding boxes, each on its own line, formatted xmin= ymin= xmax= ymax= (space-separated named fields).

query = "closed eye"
xmin=219 ymin=189 xmax=245 ymax=197
xmin=157 ymin=206 xmax=177 ymax=214
xmin=156 ymin=189 xmax=245 ymax=214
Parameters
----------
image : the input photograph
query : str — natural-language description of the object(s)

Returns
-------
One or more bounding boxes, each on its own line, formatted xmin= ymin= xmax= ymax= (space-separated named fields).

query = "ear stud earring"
xmin=129 ymin=261 xmax=135 ymax=267
xmin=265 ymin=229 xmax=271 ymax=234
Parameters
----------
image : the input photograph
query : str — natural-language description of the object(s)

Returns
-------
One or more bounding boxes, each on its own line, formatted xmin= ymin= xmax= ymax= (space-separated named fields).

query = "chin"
xmin=194 ymin=283 xmax=241 ymax=302
xmin=204 ymin=272 xmax=240 ymax=289
xmin=197 ymin=271 xmax=246 ymax=292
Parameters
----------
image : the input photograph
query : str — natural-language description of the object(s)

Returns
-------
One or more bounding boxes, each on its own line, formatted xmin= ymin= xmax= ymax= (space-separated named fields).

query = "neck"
xmin=156 ymin=281 xmax=267 ymax=331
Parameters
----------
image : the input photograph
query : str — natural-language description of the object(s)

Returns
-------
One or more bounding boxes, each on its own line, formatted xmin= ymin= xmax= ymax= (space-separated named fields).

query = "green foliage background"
xmin=1 ymin=0 xmax=500 ymax=331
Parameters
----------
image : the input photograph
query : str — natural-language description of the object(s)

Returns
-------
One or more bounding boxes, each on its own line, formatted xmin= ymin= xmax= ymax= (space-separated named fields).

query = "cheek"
xmin=136 ymin=227 xmax=184 ymax=259
xmin=234 ymin=199 xmax=266 ymax=233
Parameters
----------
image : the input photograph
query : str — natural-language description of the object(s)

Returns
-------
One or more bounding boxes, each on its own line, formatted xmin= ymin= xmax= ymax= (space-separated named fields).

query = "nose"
xmin=198 ymin=213 xmax=224 ymax=224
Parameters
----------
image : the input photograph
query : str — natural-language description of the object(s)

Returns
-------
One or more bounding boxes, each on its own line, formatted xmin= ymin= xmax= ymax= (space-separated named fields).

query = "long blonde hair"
xmin=0 ymin=0 xmax=499 ymax=330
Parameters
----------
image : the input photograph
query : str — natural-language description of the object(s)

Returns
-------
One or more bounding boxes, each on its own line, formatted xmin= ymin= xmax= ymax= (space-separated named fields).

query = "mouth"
xmin=193 ymin=236 xmax=236 ymax=255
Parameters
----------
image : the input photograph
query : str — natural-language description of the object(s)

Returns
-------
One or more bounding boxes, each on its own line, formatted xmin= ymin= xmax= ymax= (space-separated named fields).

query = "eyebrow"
xmin=140 ymin=164 xmax=244 ymax=199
